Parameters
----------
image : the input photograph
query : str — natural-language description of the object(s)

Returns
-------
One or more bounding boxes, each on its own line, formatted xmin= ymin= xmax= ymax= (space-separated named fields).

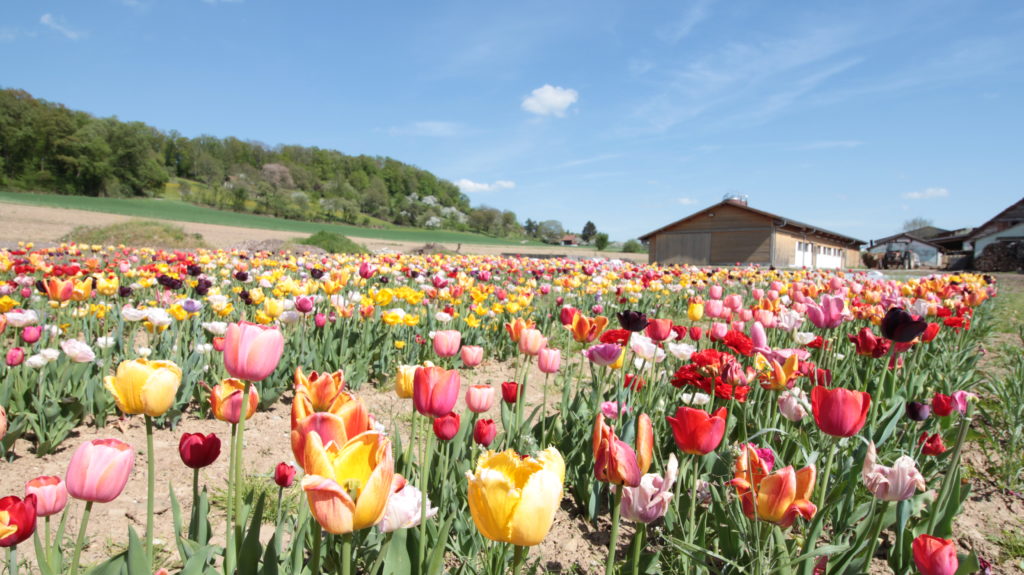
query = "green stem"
xmin=418 ymin=426 xmax=435 ymax=570
xmin=311 ymin=523 xmax=322 ymax=575
xmin=7 ymin=545 xmax=16 ymax=575
xmin=145 ymin=415 xmax=155 ymax=567
xmin=512 ymin=545 xmax=526 ymax=575
xmin=687 ymin=456 xmax=700 ymax=544
xmin=630 ymin=523 xmax=645 ymax=575
xmin=927 ymin=408 xmax=973 ymax=533
xmin=224 ymin=423 xmax=238 ymax=575
xmin=68 ymin=501 xmax=93 ymax=575
xmin=233 ymin=380 xmax=253 ymax=552
xmin=340 ymin=532 xmax=353 ymax=575
xmin=541 ymin=372 xmax=550 ymax=446
xmin=815 ymin=439 xmax=837 ymax=511
xmin=605 ymin=488 xmax=623 ymax=575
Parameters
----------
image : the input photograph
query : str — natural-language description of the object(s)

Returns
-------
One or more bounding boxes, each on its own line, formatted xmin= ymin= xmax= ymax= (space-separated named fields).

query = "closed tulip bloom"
xmin=880 ymin=307 xmax=928 ymax=343
xmin=21 ymin=326 xmax=42 ymax=344
xmin=274 ymin=462 xmax=297 ymax=488
xmin=0 ymin=494 xmax=36 ymax=547
xmin=617 ymin=310 xmax=649 ymax=332
xmin=394 ymin=365 xmax=417 ymax=399
xmin=666 ymin=406 xmax=728 ymax=455
xmin=474 ymin=419 xmax=497 ymax=446
xmin=65 ymin=438 xmax=135 ymax=503
xmin=811 ymin=386 xmax=870 ymax=437
xmin=559 ymin=306 xmax=579 ymax=326
xmin=433 ymin=330 xmax=462 ymax=358
xmin=413 ymin=366 xmax=461 ymax=417
xmin=584 ymin=343 xmax=624 ymax=367
xmin=687 ymin=301 xmax=705 ymax=322
xmin=931 ymin=393 xmax=954 ymax=417
xmin=644 ymin=318 xmax=674 ymax=342
xmin=709 ymin=285 xmax=723 ymax=300
xmin=223 ymin=321 xmax=285 ymax=382
xmin=537 ymin=348 xmax=561 ymax=374
xmin=593 ymin=413 xmax=642 ymax=487
xmin=861 ymin=442 xmax=925 ymax=501
xmin=104 ymin=359 xmax=182 ymax=418
xmin=620 ymin=454 xmax=678 ymax=524
xmin=460 ymin=345 xmax=484 ymax=368
xmin=301 ymin=430 xmax=394 ymax=534
xmin=0 ymin=406 xmax=6 ymax=442
xmin=705 ymin=299 xmax=725 ymax=319
xmin=433 ymin=412 xmax=461 ymax=441
xmin=723 ymin=293 xmax=743 ymax=311
xmin=178 ymin=433 xmax=221 ymax=469
xmin=378 ymin=475 xmax=437 ymax=533
xmin=906 ymin=401 xmax=932 ymax=421
xmin=635 ymin=413 xmax=653 ymax=474
xmin=517 ymin=328 xmax=547 ymax=356
xmin=208 ymin=378 xmax=260 ymax=424
xmin=778 ymin=388 xmax=810 ymax=422
xmin=294 ymin=368 xmax=346 ymax=412
xmin=501 ymin=381 xmax=519 ymax=404
xmin=466 ymin=447 xmax=565 ymax=546
xmin=466 ymin=384 xmax=494 ymax=413
xmin=750 ymin=321 xmax=768 ymax=351
xmin=730 ymin=445 xmax=816 ymax=528
xmin=913 ymin=534 xmax=958 ymax=575
xmin=25 ymin=476 xmax=68 ymax=517
xmin=5 ymin=347 xmax=24 ymax=367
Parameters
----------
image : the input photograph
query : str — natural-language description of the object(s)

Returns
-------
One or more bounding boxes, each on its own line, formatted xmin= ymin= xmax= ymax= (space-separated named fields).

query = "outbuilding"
xmin=968 ymin=197 xmax=1024 ymax=259
xmin=639 ymin=196 xmax=863 ymax=268
xmin=867 ymin=229 xmax=948 ymax=268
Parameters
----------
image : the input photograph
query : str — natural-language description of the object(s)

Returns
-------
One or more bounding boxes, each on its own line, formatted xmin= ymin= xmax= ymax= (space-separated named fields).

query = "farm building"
xmin=867 ymin=227 xmax=949 ymax=268
xmin=968 ymin=197 xmax=1024 ymax=259
xmin=639 ymin=196 xmax=863 ymax=267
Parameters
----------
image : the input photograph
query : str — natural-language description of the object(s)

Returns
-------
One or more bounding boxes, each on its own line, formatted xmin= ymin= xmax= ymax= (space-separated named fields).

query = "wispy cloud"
xmin=790 ymin=140 xmax=863 ymax=150
xmin=388 ymin=121 xmax=464 ymax=138
xmin=677 ymin=197 xmax=698 ymax=205
xmin=903 ymin=187 xmax=949 ymax=200
xmin=522 ymin=85 xmax=579 ymax=117
xmin=0 ymin=28 xmax=17 ymax=43
xmin=40 ymin=13 xmax=84 ymax=40
xmin=557 ymin=153 xmax=621 ymax=169
xmin=657 ymin=0 xmax=715 ymax=44
xmin=455 ymin=179 xmax=516 ymax=194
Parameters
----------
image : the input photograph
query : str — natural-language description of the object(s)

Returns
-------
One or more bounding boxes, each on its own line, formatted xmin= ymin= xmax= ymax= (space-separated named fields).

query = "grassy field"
xmin=61 ymin=220 xmax=211 ymax=250
xmin=0 ymin=190 xmax=530 ymax=246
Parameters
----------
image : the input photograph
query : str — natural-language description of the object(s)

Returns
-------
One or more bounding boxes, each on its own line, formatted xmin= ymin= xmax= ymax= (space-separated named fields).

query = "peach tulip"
xmin=460 ymin=345 xmax=484 ymax=368
xmin=208 ymin=378 xmax=260 ymax=424
xmin=517 ymin=328 xmax=547 ymax=356
xmin=465 ymin=384 xmax=494 ymax=413
xmin=223 ymin=321 xmax=284 ymax=382
xmin=432 ymin=330 xmax=462 ymax=358
xmin=730 ymin=445 xmax=816 ymax=528
xmin=25 ymin=476 xmax=68 ymax=517
xmin=65 ymin=439 xmax=135 ymax=503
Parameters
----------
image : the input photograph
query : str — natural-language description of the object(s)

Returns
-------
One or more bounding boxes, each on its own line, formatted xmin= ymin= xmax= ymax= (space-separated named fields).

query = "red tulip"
xmin=921 ymin=323 xmax=941 ymax=343
xmin=501 ymin=381 xmax=519 ymax=404
xmin=644 ymin=318 xmax=673 ymax=342
xmin=0 ymin=494 xmax=36 ymax=547
xmin=666 ymin=406 xmax=728 ymax=455
xmin=592 ymin=413 xmax=641 ymax=487
xmin=918 ymin=432 xmax=947 ymax=456
xmin=223 ymin=322 xmax=284 ymax=382
xmin=931 ymin=393 xmax=954 ymax=417
xmin=274 ymin=462 xmax=296 ymax=488
xmin=433 ymin=412 xmax=460 ymax=441
xmin=413 ymin=366 xmax=460 ymax=417
xmin=65 ymin=438 xmax=135 ymax=503
xmin=473 ymin=419 xmax=497 ymax=447
xmin=913 ymin=534 xmax=958 ymax=575
xmin=689 ymin=326 xmax=703 ymax=341
xmin=178 ymin=432 xmax=221 ymax=469
xmin=810 ymin=386 xmax=870 ymax=437
xmin=559 ymin=306 xmax=579 ymax=326
xmin=24 ymin=476 xmax=67 ymax=517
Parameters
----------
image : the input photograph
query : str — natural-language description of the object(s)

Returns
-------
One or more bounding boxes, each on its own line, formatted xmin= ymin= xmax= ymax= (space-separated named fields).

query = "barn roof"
xmin=968 ymin=197 xmax=1024 ymax=240
xmin=869 ymin=231 xmax=946 ymax=251
xmin=638 ymin=199 xmax=865 ymax=246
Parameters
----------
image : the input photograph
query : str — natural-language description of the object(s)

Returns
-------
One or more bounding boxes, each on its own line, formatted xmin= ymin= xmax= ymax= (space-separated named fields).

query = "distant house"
xmin=639 ymin=197 xmax=864 ymax=267
xmin=867 ymin=227 xmax=950 ymax=268
xmin=968 ymin=197 xmax=1024 ymax=258
xmin=561 ymin=234 xmax=580 ymax=246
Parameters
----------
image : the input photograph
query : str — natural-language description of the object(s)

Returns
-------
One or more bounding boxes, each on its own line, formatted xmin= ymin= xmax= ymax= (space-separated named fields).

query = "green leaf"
xmin=125 ymin=526 xmax=149 ymax=575
xmin=384 ymin=529 xmax=413 ymax=575
xmin=426 ymin=515 xmax=455 ymax=575
xmin=168 ymin=481 xmax=189 ymax=563
xmin=240 ymin=493 xmax=268 ymax=575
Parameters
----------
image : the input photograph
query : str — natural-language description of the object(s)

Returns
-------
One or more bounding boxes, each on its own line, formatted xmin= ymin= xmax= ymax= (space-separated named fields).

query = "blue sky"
xmin=2 ymin=1 xmax=1023 ymax=242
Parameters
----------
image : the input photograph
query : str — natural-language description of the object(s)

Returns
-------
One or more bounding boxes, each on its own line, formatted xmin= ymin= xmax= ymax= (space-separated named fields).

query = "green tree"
xmin=594 ymin=233 xmax=610 ymax=251
xmin=622 ymin=239 xmax=644 ymax=253
xmin=581 ymin=221 xmax=598 ymax=243
xmin=537 ymin=220 xmax=565 ymax=244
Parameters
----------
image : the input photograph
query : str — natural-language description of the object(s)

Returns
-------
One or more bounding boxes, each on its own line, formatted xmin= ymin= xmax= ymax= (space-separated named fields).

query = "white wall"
xmin=973 ymin=222 xmax=1024 ymax=258
xmin=868 ymin=239 xmax=942 ymax=267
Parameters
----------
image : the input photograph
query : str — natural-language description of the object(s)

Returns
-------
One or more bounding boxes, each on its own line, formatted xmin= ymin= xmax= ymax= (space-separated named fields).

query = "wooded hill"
xmin=0 ymin=88 xmax=531 ymax=238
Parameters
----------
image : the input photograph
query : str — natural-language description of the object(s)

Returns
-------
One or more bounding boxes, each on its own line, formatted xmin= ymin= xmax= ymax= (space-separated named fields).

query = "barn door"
xmin=656 ymin=232 xmax=710 ymax=265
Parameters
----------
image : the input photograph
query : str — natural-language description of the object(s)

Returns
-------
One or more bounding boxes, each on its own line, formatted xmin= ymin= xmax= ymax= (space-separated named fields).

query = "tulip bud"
xmin=905 ymin=401 xmax=932 ymax=421
xmin=178 ymin=432 xmax=222 ymax=469
xmin=501 ymin=381 xmax=519 ymax=404
xmin=274 ymin=462 xmax=296 ymax=487
xmin=294 ymin=296 xmax=314 ymax=314
xmin=314 ymin=313 xmax=328 ymax=328
xmin=913 ymin=534 xmax=958 ymax=575
xmin=689 ymin=326 xmax=703 ymax=341
xmin=433 ymin=412 xmax=460 ymax=441
xmin=25 ymin=476 xmax=68 ymax=517
xmin=473 ymin=419 xmax=497 ymax=447
xmin=460 ymin=345 xmax=484 ymax=368
xmin=22 ymin=326 xmax=42 ymax=344
xmin=537 ymin=348 xmax=561 ymax=374
xmin=6 ymin=347 xmax=24 ymax=367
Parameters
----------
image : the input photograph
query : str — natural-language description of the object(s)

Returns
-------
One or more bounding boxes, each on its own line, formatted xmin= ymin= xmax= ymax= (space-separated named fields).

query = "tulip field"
xmin=0 ymin=242 xmax=1011 ymax=574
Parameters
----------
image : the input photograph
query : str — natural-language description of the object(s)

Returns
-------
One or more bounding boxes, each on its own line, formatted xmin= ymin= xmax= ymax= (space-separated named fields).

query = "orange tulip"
xmin=293 ymin=367 xmax=346 ymax=414
xmin=570 ymin=313 xmax=609 ymax=343
xmin=291 ymin=387 xmax=370 ymax=470
xmin=504 ymin=317 xmax=536 ymax=343
xmin=44 ymin=278 xmax=74 ymax=302
xmin=730 ymin=445 xmax=816 ymax=528
xmin=208 ymin=378 xmax=259 ymax=424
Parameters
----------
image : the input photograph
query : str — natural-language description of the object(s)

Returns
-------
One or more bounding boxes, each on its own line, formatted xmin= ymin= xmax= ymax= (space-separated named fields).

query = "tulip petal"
xmin=302 ymin=475 xmax=356 ymax=535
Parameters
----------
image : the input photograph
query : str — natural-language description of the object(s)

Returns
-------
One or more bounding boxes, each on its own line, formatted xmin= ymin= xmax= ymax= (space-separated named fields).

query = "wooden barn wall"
xmin=774 ymin=232 xmax=799 ymax=267
xmin=709 ymin=229 xmax=771 ymax=264
xmin=659 ymin=203 xmax=771 ymax=232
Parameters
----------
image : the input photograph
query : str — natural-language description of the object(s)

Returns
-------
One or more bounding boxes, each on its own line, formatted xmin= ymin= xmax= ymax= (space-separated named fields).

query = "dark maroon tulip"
xmin=178 ymin=433 xmax=222 ymax=469
xmin=616 ymin=310 xmax=649 ymax=332
xmin=880 ymin=308 xmax=928 ymax=343
xmin=906 ymin=401 xmax=932 ymax=421
xmin=274 ymin=462 xmax=296 ymax=488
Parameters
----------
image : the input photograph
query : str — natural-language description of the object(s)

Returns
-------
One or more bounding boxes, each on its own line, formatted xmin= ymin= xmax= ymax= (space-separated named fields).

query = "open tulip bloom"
xmin=730 ymin=445 xmax=817 ymax=528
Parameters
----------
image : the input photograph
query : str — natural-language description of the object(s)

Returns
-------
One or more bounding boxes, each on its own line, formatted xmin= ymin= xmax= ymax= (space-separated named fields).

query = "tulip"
xmin=811 ymin=386 xmax=870 ymax=437
xmin=501 ymin=381 xmax=519 ymax=404
xmin=301 ymin=430 xmax=394 ymax=534
xmin=666 ymin=406 xmax=727 ymax=455
xmin=208 ymin=378 xmax=260 ymax=424
xmin=60 ymin=339 xmax=95 ymax=363
xmin=709 ymin=322 xmax=729 ymax=341
xmin=848 ymin=327 xmax=890 ymax=358
xmin=709 ymin=285 xmax=723 ymax=300
xmin=65 ymin=438 xmax=134 ymax=503
xmin=517 ymin=328 xmax=547 ymax=356
xmin=460 ymin=345 xmax=484 ymax=368
xmin=750 ymin=321 xmax=767 ymax=351
xmin=294 ymin=295 xmax=314 ymax=314
xmin=24 ymin=476 xmax=68 ymax=518
xmin=433 ymin=330 xmax=462 ymax=358
xmin=43 ymin=278 xmax=74 ymax=302
xmin=274 ymin=462 xmax=296 ymax=488
xmin=104 ymin=359 xmax=182 ymax=418
xmin=537 ymin=348 xmax=561 ymax=374
xmin=394 ymin=365 xmax=417 ymax=399
xmin=223 ymin=321 xmax=284 ymax=382
xmin=617 ymin=310 xmax=648 ymax=332
xmin=778 ymin=388 xmax=810 ymax=422
xmin=466 ymin=384 xmax=494 ymax=413
xmin=687 ymin=301 xmax=704 ymax=322
xmin=413 ymin=366 xmax=460 ymax=418
xmin=21 ymin=326 xmax=41 ymax=344
xmin=314 ymin=313 xmax=328 ymax=328
xmin=730 ymin=445 xmax=816 ymax=527
xmin=433 ymin=412 xmax=460 ymax=441
xmin=932 ymin=393 xmax=954 ymax=417
xmin=705 ymin=299 xmax=725 ymax=319
xmin=921 ymin=322 xmax=941 ymax=342
xmin=5 ymin=347 xmax=23 ymax=367
xmin=644 ymin=318 xmax=673 ymax=342
xmin=913 ymin=534 xmax=958 ymax=575
xmin=861 ymin=442 xmax=925 ymax=501
xmin=755 ymin=352 xmax=799 ymax=391
xmin=0 ymin=494 xmax=36 ymax=547
xmin=806 ymin=294 xmax=846 ymax=329
xmin=592 ymin=413 xmax=642 ymax=487
xmin=723 ymin=293 xmax=743 ymax=311
xmin=918 ymin=432 xmax=947 ymax=456
xmin=881 ymin=307 xmax=928 ymax=343
xmin=689 ymin=326 xmax=703 ymax=341
xmin=504 ymin=318 xmax=535 ymax=343
xmin=379 ymin=475 xmax=437 ymax=533
xmin=559 ymin=306 xmax=579 ymax=326
xmin=291 ymin=389 xmax=370 ymax=469
xmin=474 ymin=419 xmax=497 ymax=446
xmin=584 ymin=343 xmax=624 ymax=367
xmin=570 ymin=314 xmax=608 ymax=343
xmin=0 ymin=406 xmax=6 ymax=444
xmin=620 ymin=454 xmax=678 ymax=524
xmin=465 ymin=447 xmax=565 ymax=546
xmin=950 ymin=390 xmax=975 ymax=414
xmin=178 ymin=433 xmax=221 ymax=469
xmin=906 ymin=401 xmax=932 ymax=421
xmin=294 ymin=368 xmax=346 ymax=412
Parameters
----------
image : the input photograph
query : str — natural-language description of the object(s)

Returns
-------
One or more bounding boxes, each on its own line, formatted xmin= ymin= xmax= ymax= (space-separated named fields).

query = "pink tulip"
xmin=584 ymin=343 xmax=623 ymax=367
xmin=294 ymin=296 xmax=315 ymax=314
xmin=705 ymin=300 xmax=725 ymax=318
xmin=861 ymin=442 xmax=925 ymax=501
xmin=5 ymin=347 xmax=24 ymax=367
xmin=358 ymin=262 xmax=377 ymax=279
xmin=806 ymin=294 xmax=846 ymax=329
xmin=433 ymin=330 xmax=462 ymax=358
xmin=738 ymin=309 xmax=753 ymax=323
xmin=65 ymin=439 xmax=135 ymax=503
xmin=620 ymin=454 xmax=678 ymax=524
xmin=314 ymin=313 xmax=328 ymax=328
xmin=537 ymin=348 xmax=561 ymax=374
xmin=460 ymin=345 xmax=483 ymax=368
xmin=22 ymin=326 xmax=42 ymax=344
xmin=223 ymin=322 xmax=284 ymax=382
xmin=750 ymin=321 xmax=768 ymax=351
xmin=752 ymin=288 xmax=765 ymax=300
xmin=709 ymin=322 xmax=728 ymax=341
xmin=517 ymin=328 xmax=547 ymax=356
xmin=724 ymin=294 xmax=743 ymax=311
xmin=465 ymin=384 xmax=494 ymax=413
xmin=413 ymin=366 xmax=461 ymax=417
xmin=753 ymin=309 xmax=775 ymax=328
xmin=709 ymin=285 xmax=723 ymax=300
xmin=25 ymin=476 xmax=68 ymax=517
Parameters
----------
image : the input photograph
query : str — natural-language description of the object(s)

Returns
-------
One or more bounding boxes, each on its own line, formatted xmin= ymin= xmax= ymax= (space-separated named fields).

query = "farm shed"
xmin=968 ymin=197 xmax=1024 ymax=259
xmin=639 ymin=197 xmax=863 ymax=268
xmin=867 ymin=229 xmax=947 ymax=268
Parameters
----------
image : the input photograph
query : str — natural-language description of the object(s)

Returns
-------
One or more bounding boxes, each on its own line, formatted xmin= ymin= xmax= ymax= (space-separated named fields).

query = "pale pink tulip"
xmin=65 ymin=439 xmax=134 ymax=503
xmin=537 ymin=348 xmax=561 ymax=374
xmin=433 ymin=330 xmax=462 ymax=358
xmin=517 ymin=328 xmax=547 ymax=356
xmin=465 ymin=384 xmax=494 ymax=413
xmin=25 ymin=476 xmax=68 ymax=517
xmin=861 ymin=442 xmax=925 ymax=501
xmin=620 ymin=454 xmax=678 ymax=523
xmin=460 ymin=345 xmax=483 ymax=368
xmin=223 ymin=322 xmax=284 ymax=381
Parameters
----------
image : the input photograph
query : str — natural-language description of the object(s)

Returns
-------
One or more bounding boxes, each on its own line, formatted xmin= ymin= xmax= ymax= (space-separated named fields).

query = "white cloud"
xmin=389 ymin=121 xmax=462 ymax=138
xmin=521 ymin=85 xmax=579 ymax=117
xmin=677 ymin=197 xmax=698 ymax=205
xmin=903 ymin=187 xmax=949 ymax=200
xmin=40 ymin=14 xmax=83 ymax=40
xmin=455 ymin=179 xmax=516 ymax=194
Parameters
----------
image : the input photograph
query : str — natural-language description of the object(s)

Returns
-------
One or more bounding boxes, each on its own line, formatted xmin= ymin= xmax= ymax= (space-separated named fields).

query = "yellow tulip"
xmin=301 ymin=430 xmax=394 ymax=534
xmin=264 ymin=298 xmax=284 ymax=319
xmin=688 ymin=302 xmax=705 ymax=322
xmin=104 ymin=359 xmax=182 ymax=417
xmin=466 ymin=447 xmax=565 ymax=547
xmin=394 ymin=365 xmax=417 ymax=399
xmin=96 ymin=275 xmax=120 ymax=297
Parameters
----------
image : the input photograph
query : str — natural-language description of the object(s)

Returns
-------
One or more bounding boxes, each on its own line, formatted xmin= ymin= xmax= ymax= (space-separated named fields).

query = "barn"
xmin=968 ymin=197 xmax=1024 ymax=259
xmin=867 ymin=228 xmax=948 ymax=268
xmin=639 ymin=197 xmax=863 ymax=268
